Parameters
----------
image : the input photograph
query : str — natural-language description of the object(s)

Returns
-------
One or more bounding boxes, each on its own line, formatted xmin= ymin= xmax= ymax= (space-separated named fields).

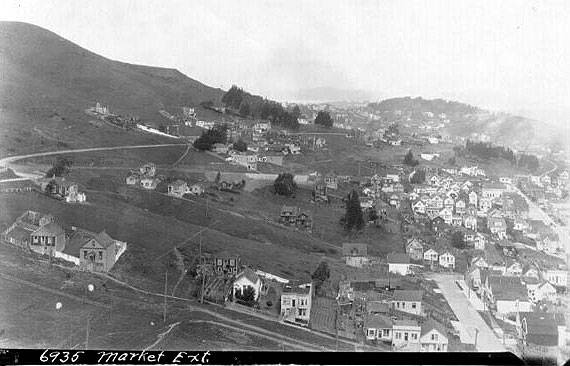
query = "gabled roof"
xmin=64 ymin=228 xmax=117 ymax=257
xmin=31 ymin=222 xmax=65 ymax=236
xmin=364 ymin=314 xmax=393 ymax=329
xmin=489 ymin=276 xmax=528 ymax=301
xmin=236 ymin=267 xmax=260 ymax=284
xmin=387 ymin=252 xmax=410 ymax=264
xmin=342 ymin=243 xmax=368 ymax=257
xmin=393 ymin=290 xmax=423 ymax=302
xmin=420 ymin=319 xmax=448 ymax=338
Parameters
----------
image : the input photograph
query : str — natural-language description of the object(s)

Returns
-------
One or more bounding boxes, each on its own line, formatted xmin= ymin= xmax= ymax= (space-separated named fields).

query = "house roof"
xmin=236 ymin=267 xmax=259 ymax=284
xmin=420 ymin=319 xmax=448 ymax=338
xmin=364 ymin=314 xmax=393 ymax=329
xmin=393 ymin=290 xmax=423 ymax=302
xmin=30 ymin=222 xmax=64 ymax=237
xmin=367 ymin=301 xmax=390 ymax=314
xmin=169 ymin=179 xmax=187 ymax=187
xmin=387 ymin=252 xmax=410 ymax=264
xmin=281 ymin=205 xmax=298 ymax=214
xmin=5 ymin=225 xmax=33 ymax=242
xmin=489 ymin=276 xmax=528 ymax=301
xmin=64 ymin=228 xmax=116 ymax=257
xmin=482 ymin=182 xmax=506 ymax=190
xmin=342 ymin=243 xmax=368 ymax=257
xmin=393 ymin=319 xmax=419 ymax=328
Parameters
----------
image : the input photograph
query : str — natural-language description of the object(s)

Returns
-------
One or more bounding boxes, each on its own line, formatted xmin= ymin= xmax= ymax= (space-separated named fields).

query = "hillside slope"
xmin=0 ymin=21 xmax=224 ymax=155
xmin=368 ymin=97 xmax=564 ymax=153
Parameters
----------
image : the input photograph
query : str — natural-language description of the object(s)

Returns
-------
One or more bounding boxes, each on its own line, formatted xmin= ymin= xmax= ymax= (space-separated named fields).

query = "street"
xmin=426 ymin=273 xmax=506 ymax=352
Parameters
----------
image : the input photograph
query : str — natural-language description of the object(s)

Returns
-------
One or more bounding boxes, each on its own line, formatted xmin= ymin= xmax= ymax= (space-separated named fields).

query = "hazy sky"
xmin=2 ymin=0 xmax=570 ymax=121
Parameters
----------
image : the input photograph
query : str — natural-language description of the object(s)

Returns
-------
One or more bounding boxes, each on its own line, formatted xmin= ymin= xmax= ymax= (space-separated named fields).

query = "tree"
xmin=274 ymin=173 xmax=297 ymax=196
xmin=44 ymin=180 xmax=55 ymax=195
xmin=447 ymin=156 xmax=456 ymax=166
xmin=200 ymin=100 xmax=214 ymax=109
xmin=235 ymin=285 xmax=256 ymax=306
xmin=45 ymin=157 xmax=73 ymax=178
xmin=193 ymin=124 xmax=228 ymax=151
xmin=291 ymin=105 xmax=301 ymax=119
xmin=314 ymin=111 xmax=333 ymax=128
xmin=158 ymin=124 xmax=167 ymax=133
xmin=233 ymin=139 xmax=247 ymax=152
xmin=410 ymin=169 xmax=426 ymax=184
xmin=344 ymin=189 xmax=364 ymax=231
xmin=239 ymin=102 xmax=251 ymax=117
xmin=311 ymin=261 xmax=330 ymax=290
xmin=451 ymin=231 xmax=466 ymax=249
xmin=403 ymin=150 xmax=419 ymax=166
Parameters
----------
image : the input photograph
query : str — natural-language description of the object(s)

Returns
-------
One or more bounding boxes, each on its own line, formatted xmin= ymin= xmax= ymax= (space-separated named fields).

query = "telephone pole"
xmin=163 ymin=271 xmax=168 ymax=323
xmin=474 ymin=327 xmax=479 ymax=350
xmin=85 ymin=316 xmax=90 ymax=349
xmin=200 ymin=232 xmax=205 ymax=304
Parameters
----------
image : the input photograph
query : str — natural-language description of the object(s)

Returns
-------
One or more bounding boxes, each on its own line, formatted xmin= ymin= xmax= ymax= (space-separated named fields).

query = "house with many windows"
xmin=392 ymin=320 xmax=421 ymax=351
xmin=391 ymin=290 xmax=423 ymax=316
xmin=420 ymin=320 xmax=449 ymax=352
xmin=280 ymin=283 xmax=312 ymax=327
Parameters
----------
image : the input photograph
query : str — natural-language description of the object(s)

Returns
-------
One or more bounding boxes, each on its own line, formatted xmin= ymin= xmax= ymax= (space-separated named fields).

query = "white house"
xmin=233 ymin=268 xmax=263 ymax=301
xmin=544 ymin=269 xmax=568 ymax=288
xmin=387 ymin=253 xmax=413 ymax=275
xmin=464 ymin=215 xmax=478 ymax=231
xmin=280 ymin=283 xmax=312 ymax=327
xmin=365 ymin=314 xmax=393 ymax=342
xmin=468 ymin=191 xmax=478 ymax=206
xmin=412 ymin=200 xmax=427 ymax=215
xmin=439 ymin=252 xmax=455 ymax=270
xmin=391 ymin=290 xmax=423 ymax=316
xmin=420 ymin=320 xmax=449 ymax=352
xmin=423 ymin=249 xmax=439 ymax=263
xmin=392 ymin=320 xmax=421 ymax=352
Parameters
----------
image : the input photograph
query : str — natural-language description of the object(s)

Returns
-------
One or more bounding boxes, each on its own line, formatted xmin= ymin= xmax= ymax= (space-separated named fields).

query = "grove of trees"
xmin=314 ymin=111 xmax=333 ymax=128
xmin=45 ymin=157 xmax=73 ymax=178
xmin=193 ymin=124 xmax=228 ymax=151
xmin=403 ymin=150 xmax=419 ymax=166
xmin=274 ymin=173 xmax=297 ymax=196
xmin=344 ymin=189 xmax=364 ymax=231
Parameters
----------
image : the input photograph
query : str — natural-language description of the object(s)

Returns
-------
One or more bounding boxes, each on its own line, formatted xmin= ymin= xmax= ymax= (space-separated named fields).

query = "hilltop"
xmin=0 ymin=22 xmax=225 ymax=155
xmin=368 ymin=97 xmax=565 ymax=153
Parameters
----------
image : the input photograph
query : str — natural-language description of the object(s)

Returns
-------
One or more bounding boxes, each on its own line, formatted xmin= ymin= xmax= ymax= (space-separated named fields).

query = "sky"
xmin=2 ymin=0 xmax=570 ymax=124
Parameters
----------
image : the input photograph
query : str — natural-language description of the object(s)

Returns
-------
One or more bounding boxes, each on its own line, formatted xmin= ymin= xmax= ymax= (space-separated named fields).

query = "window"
xmin=395 ymin=332 xmax=401 ymax=340
xmin=412 ymin=303 xmax=416 ymax=309
xmin=404 ymin=332 xmax=408 ymax=341
xmin=98 ymin=251 xmax=103 ymax=260
xmin=402 ymin=302 xmax=406 ymax=309
xmin=412 ymin=333 xmax=417 ymax=340
xmin=382 ymin=329 xmax=390 ymax=337
xmin=83 ymin=251 xmax=88 ymax=259
xmin=368 ymin=329 xmax=375 ymax=337
xmin=292 ymin=299 xmax=296 ymax=307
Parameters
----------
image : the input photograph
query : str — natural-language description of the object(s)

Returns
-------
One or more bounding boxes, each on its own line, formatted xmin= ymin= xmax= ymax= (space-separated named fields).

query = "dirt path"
xmin=171 ymin=248 xmax=187 ymax=297
xmin=95 ymin=273 xmax=339 ymax=351
xmin=143 ymin=321 xmax=181 ymax=351
xmin=171 ymin=144 xmax=192 ymax=167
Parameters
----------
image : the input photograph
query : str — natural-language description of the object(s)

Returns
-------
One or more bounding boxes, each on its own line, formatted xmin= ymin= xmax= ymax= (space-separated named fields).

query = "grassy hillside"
xmin=0 ymin=21 xmax=225 ymax=155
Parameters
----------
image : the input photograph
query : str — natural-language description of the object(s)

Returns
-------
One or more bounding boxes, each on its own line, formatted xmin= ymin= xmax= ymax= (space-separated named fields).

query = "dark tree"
xmin=235 ymin=285 xmax=256 ymax=306
xmin=314 ymin=111 xmax=333 ymax=128
xmin=403 ymin=150 xmax=419 ymax=166
xmin=291 ymin=105 xmax=301 ymax=119
xmin=367 ymin=208 xmax=379 ymax=222
xmin=311 ymin=261 xmax=330 ymax=285
xmin=451 ymin=231 xmax=466 ymax=249
xmin=193 ymin=124 xmax=228 ymax=151
xmin=45 ymin=157 xmax=73 ymax=178
xmin=410 ymin=169 xmax=426 ymax=184
xmin=274 ymin=173 xmax=297 ymax=196
xmin=239 ymin=102 xmax=251 ymax=117
xmin=233 ymin=139 xmax=248 ymax=152
xmin=448 ymin=157 xmax=456 ymax=166
xmin=158 ymin=124 xmax=167 ymax=133
xmin=344 ymin=189 xmax=364 ymax=231
xmin=200 ymin=100 xmax=214 ymax=109
xmin=44 ymin=180 xmax=55 ymax=195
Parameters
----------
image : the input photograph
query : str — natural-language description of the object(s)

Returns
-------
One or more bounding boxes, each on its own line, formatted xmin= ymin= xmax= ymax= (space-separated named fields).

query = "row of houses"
xmin=2 ymin=211 xmax=126 ymax=272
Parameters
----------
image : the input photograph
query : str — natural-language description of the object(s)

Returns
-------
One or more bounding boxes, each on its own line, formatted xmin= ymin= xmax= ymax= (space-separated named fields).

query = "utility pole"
xmin=200 ymin=232 xmax=205 ymax=304
xmin=85 ymin=316 xmax=90 ymax=350
xmin=205 ymin=195 xmax=209 ymax=218
xmin=474 ymin=327 xmax=479 ymax=350
xmin=163 ymin=271 xmax=168 ymax=323
xmin=335 ymin=300 xmax=339 ymax=352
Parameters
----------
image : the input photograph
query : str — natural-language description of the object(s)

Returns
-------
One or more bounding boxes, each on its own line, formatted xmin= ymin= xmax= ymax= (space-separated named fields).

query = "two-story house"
xmin=280 ymin=283 xmax=312 ymax=327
